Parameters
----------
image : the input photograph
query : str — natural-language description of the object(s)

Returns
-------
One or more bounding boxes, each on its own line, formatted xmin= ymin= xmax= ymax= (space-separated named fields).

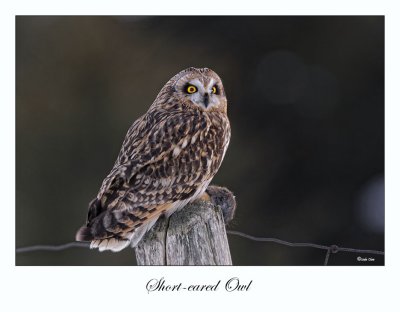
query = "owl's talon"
xmin=196 ymin=192 xmax=211 ymax=202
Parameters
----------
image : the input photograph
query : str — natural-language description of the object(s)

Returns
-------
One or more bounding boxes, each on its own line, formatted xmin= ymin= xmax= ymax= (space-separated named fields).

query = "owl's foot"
xmin=196 ymin=191 xmax=211 ymax=202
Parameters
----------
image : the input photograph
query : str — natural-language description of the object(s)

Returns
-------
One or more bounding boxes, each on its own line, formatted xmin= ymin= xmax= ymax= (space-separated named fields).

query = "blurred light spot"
xmin=356 ymin=175 xmax=384 ymax=233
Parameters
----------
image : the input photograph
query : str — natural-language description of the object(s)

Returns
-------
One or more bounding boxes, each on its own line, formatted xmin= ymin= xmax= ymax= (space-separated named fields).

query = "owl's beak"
xmin=203 ymin=93 xmax=209 ymax=107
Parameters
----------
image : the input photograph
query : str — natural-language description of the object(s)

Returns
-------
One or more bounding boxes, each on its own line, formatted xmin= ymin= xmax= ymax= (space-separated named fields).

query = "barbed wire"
xmin=16 ymin=230 xmax=384 ymax=265
xmin=16 ymin=242 xmax=89 ymax=253
xmin=226 ymin=230 xmax=384 ymax=265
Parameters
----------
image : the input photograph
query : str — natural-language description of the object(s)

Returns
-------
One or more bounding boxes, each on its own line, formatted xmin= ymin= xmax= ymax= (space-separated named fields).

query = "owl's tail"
xmin=75 ymin=225 xmax=132 ymax=252
xmin=75 ymin=213 xmax=159 ymax=252
xmin=75 ymin=226 xmax=93 ymax=241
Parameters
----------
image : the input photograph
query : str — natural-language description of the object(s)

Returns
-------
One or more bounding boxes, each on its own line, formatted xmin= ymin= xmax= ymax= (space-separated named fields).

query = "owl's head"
xmin=162 ymin=67 xmax=227 ymax=112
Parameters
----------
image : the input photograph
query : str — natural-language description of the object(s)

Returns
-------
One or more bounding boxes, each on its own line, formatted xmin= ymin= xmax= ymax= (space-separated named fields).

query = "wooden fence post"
xmin=135 ymin=186 xmax=235 ymax=265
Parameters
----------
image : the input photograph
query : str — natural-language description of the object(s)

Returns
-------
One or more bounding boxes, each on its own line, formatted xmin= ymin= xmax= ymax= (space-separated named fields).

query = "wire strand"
xmin=16 ymin=230 xmax=384 ymax=265
xmin=324 ymin=249 xmax=331 ymax=266
xmin=227 ymin=230 xmax=330 ymax=250
xmin=226 ymin=230 xmax=384 ymax=265
xmin=16 ymin=242 xmax=89 ymax=253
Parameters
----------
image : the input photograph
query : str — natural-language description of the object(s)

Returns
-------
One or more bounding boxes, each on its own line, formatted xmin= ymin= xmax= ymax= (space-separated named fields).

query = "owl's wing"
xmin=86 ymin=111 xmax=213 ymax=229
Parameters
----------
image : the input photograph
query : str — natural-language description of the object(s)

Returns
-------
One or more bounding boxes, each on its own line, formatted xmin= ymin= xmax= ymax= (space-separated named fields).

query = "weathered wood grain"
xmin=135 ymin=187 xmax=234 ymax=265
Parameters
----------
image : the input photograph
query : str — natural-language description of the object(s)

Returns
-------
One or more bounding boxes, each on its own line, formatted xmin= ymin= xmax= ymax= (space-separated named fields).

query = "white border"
xmin=2 ymin=1 xmax=399 ymax=311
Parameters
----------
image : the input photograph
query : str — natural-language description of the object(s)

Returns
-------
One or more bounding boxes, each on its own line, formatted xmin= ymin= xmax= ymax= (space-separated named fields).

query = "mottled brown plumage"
xmin=75 ymin=67 xmax=230 ymax=251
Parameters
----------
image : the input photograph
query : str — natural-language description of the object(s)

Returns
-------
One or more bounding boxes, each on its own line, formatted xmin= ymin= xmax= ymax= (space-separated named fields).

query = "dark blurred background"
xmin=16 ymin=16 xmax=384 ymax=265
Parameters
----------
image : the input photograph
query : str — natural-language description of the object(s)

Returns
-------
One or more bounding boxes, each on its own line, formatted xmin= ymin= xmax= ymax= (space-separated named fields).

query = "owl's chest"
xmin=170 ymin=112 xmax=230 ymax=175
xmin=198 ymin=121 xmax=228 ymax=160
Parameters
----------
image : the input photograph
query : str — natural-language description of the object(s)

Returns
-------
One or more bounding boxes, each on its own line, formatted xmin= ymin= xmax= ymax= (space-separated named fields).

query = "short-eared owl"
xmin=75 ymin=67 xmax=231 ymax=252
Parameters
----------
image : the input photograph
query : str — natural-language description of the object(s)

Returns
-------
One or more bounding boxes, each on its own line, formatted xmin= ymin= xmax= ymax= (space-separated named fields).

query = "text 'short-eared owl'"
xmin=75 ymin=67 xmax=231 ymax=252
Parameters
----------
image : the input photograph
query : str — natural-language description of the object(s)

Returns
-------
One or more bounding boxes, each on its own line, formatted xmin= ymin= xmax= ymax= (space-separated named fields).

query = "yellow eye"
xmin=186 ymin=85 xmax=197 ymax=94
xmin=212 ymin=86 xmax=217 ymax=94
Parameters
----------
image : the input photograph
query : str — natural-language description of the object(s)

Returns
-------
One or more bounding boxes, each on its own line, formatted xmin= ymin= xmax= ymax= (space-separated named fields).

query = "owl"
xmin=75 ymin=67 xmax=231 ymax=252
